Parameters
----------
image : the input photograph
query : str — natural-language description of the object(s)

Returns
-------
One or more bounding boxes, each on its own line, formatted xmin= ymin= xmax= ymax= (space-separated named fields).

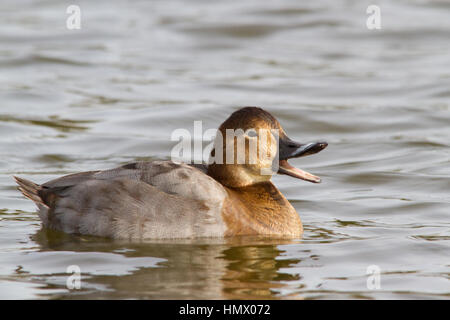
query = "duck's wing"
xmin=15 ymin=161 xmax=228 ymax=239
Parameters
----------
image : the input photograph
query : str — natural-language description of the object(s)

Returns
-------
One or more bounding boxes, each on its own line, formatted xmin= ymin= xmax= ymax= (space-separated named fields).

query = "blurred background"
xmin=0 ymin=0 xmax=449 ymax=299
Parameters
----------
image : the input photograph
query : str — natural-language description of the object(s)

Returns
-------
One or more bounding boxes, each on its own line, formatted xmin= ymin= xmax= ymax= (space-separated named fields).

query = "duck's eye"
xmin=246 ymin=129 xmax=258 ymax=138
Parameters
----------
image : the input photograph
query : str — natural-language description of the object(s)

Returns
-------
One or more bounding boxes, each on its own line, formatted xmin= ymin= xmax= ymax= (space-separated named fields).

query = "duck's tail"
xmin=13 ymin=176 xmax=47 ymax=208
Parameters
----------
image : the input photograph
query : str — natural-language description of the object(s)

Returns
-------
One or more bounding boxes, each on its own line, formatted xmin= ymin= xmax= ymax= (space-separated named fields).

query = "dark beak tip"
xmin=319 ymin=141 xmax=328 ymax=150
xmin=279 ymin=138 xmax=328 ymax=160
xmin=305 ymin=141 xmax=328 ymax=155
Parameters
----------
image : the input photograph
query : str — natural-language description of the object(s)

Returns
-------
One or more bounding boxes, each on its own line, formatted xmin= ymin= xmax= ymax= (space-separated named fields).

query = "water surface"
xmin=0 ymin=0 xmax=449 ymax=299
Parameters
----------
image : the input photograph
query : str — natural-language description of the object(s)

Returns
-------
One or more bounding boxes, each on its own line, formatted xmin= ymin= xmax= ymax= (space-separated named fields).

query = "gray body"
xmin=16 ymin=161 xmax=228 ymax=239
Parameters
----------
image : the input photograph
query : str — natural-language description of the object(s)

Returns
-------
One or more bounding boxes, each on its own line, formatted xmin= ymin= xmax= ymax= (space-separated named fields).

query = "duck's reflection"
xmin=32 ymin=229 xmax=306 ymax=299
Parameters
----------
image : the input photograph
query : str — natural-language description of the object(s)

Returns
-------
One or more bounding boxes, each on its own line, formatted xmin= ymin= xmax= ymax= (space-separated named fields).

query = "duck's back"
xmin=15 ymin=161 xmax=228 ymax=239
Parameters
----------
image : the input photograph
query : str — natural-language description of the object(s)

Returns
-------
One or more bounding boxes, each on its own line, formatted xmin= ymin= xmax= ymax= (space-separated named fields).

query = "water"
xmin=0 ymin=0 xmax=449 ymax=299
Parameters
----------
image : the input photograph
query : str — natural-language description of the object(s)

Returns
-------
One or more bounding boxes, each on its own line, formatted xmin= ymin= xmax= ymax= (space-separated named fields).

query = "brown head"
xmin=207 ymin=107 xmax=328 ymax=188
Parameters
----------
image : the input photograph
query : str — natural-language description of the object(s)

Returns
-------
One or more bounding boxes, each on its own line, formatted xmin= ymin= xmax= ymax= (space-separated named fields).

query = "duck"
xmin=14 ymin=107 xmax=327 ymax=240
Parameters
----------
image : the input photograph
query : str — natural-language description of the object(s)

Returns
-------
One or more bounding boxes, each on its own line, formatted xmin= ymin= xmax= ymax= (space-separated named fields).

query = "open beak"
xmin=277 ymin=136 xmax=327 ymax=183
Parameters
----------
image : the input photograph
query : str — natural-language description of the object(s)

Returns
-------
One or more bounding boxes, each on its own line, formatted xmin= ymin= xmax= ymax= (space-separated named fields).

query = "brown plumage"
xmin=14 ymin=107 xmax=327 ymax=239
xmin=222 ymin=182 xmax=302 ymax=237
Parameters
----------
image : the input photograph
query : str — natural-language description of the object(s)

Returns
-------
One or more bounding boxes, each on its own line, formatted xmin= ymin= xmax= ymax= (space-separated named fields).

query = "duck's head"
xmin=207 ymin=107 xmax=328 ymax=188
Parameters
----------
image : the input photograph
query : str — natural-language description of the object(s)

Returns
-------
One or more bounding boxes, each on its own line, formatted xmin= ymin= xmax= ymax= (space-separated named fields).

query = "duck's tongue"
xmin=278 ymin=159 xmax=321 ymax=183
xmin=277 ymin=140 xmax=327 ymax=183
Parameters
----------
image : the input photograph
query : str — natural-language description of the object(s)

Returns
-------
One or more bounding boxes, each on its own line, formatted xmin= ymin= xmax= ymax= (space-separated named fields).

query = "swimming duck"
xmin=15 ymin=107 xmax=327 ymax=239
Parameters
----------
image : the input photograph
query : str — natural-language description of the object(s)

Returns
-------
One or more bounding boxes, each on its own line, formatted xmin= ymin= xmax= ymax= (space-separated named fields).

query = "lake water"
xmin=0 ymin=0 xmax=449 ymax=299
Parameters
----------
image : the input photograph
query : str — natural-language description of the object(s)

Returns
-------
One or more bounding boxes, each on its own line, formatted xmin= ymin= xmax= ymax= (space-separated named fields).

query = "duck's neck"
xmin=222 ymin=181 xmax=303 ymax=237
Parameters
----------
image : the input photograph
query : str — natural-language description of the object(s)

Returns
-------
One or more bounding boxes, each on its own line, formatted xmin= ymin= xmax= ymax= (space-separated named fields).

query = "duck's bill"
xmin=278 ymin=159 xmax=321 ymax=183
xmin=277 ymin=140 xmax=327 ymax=183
